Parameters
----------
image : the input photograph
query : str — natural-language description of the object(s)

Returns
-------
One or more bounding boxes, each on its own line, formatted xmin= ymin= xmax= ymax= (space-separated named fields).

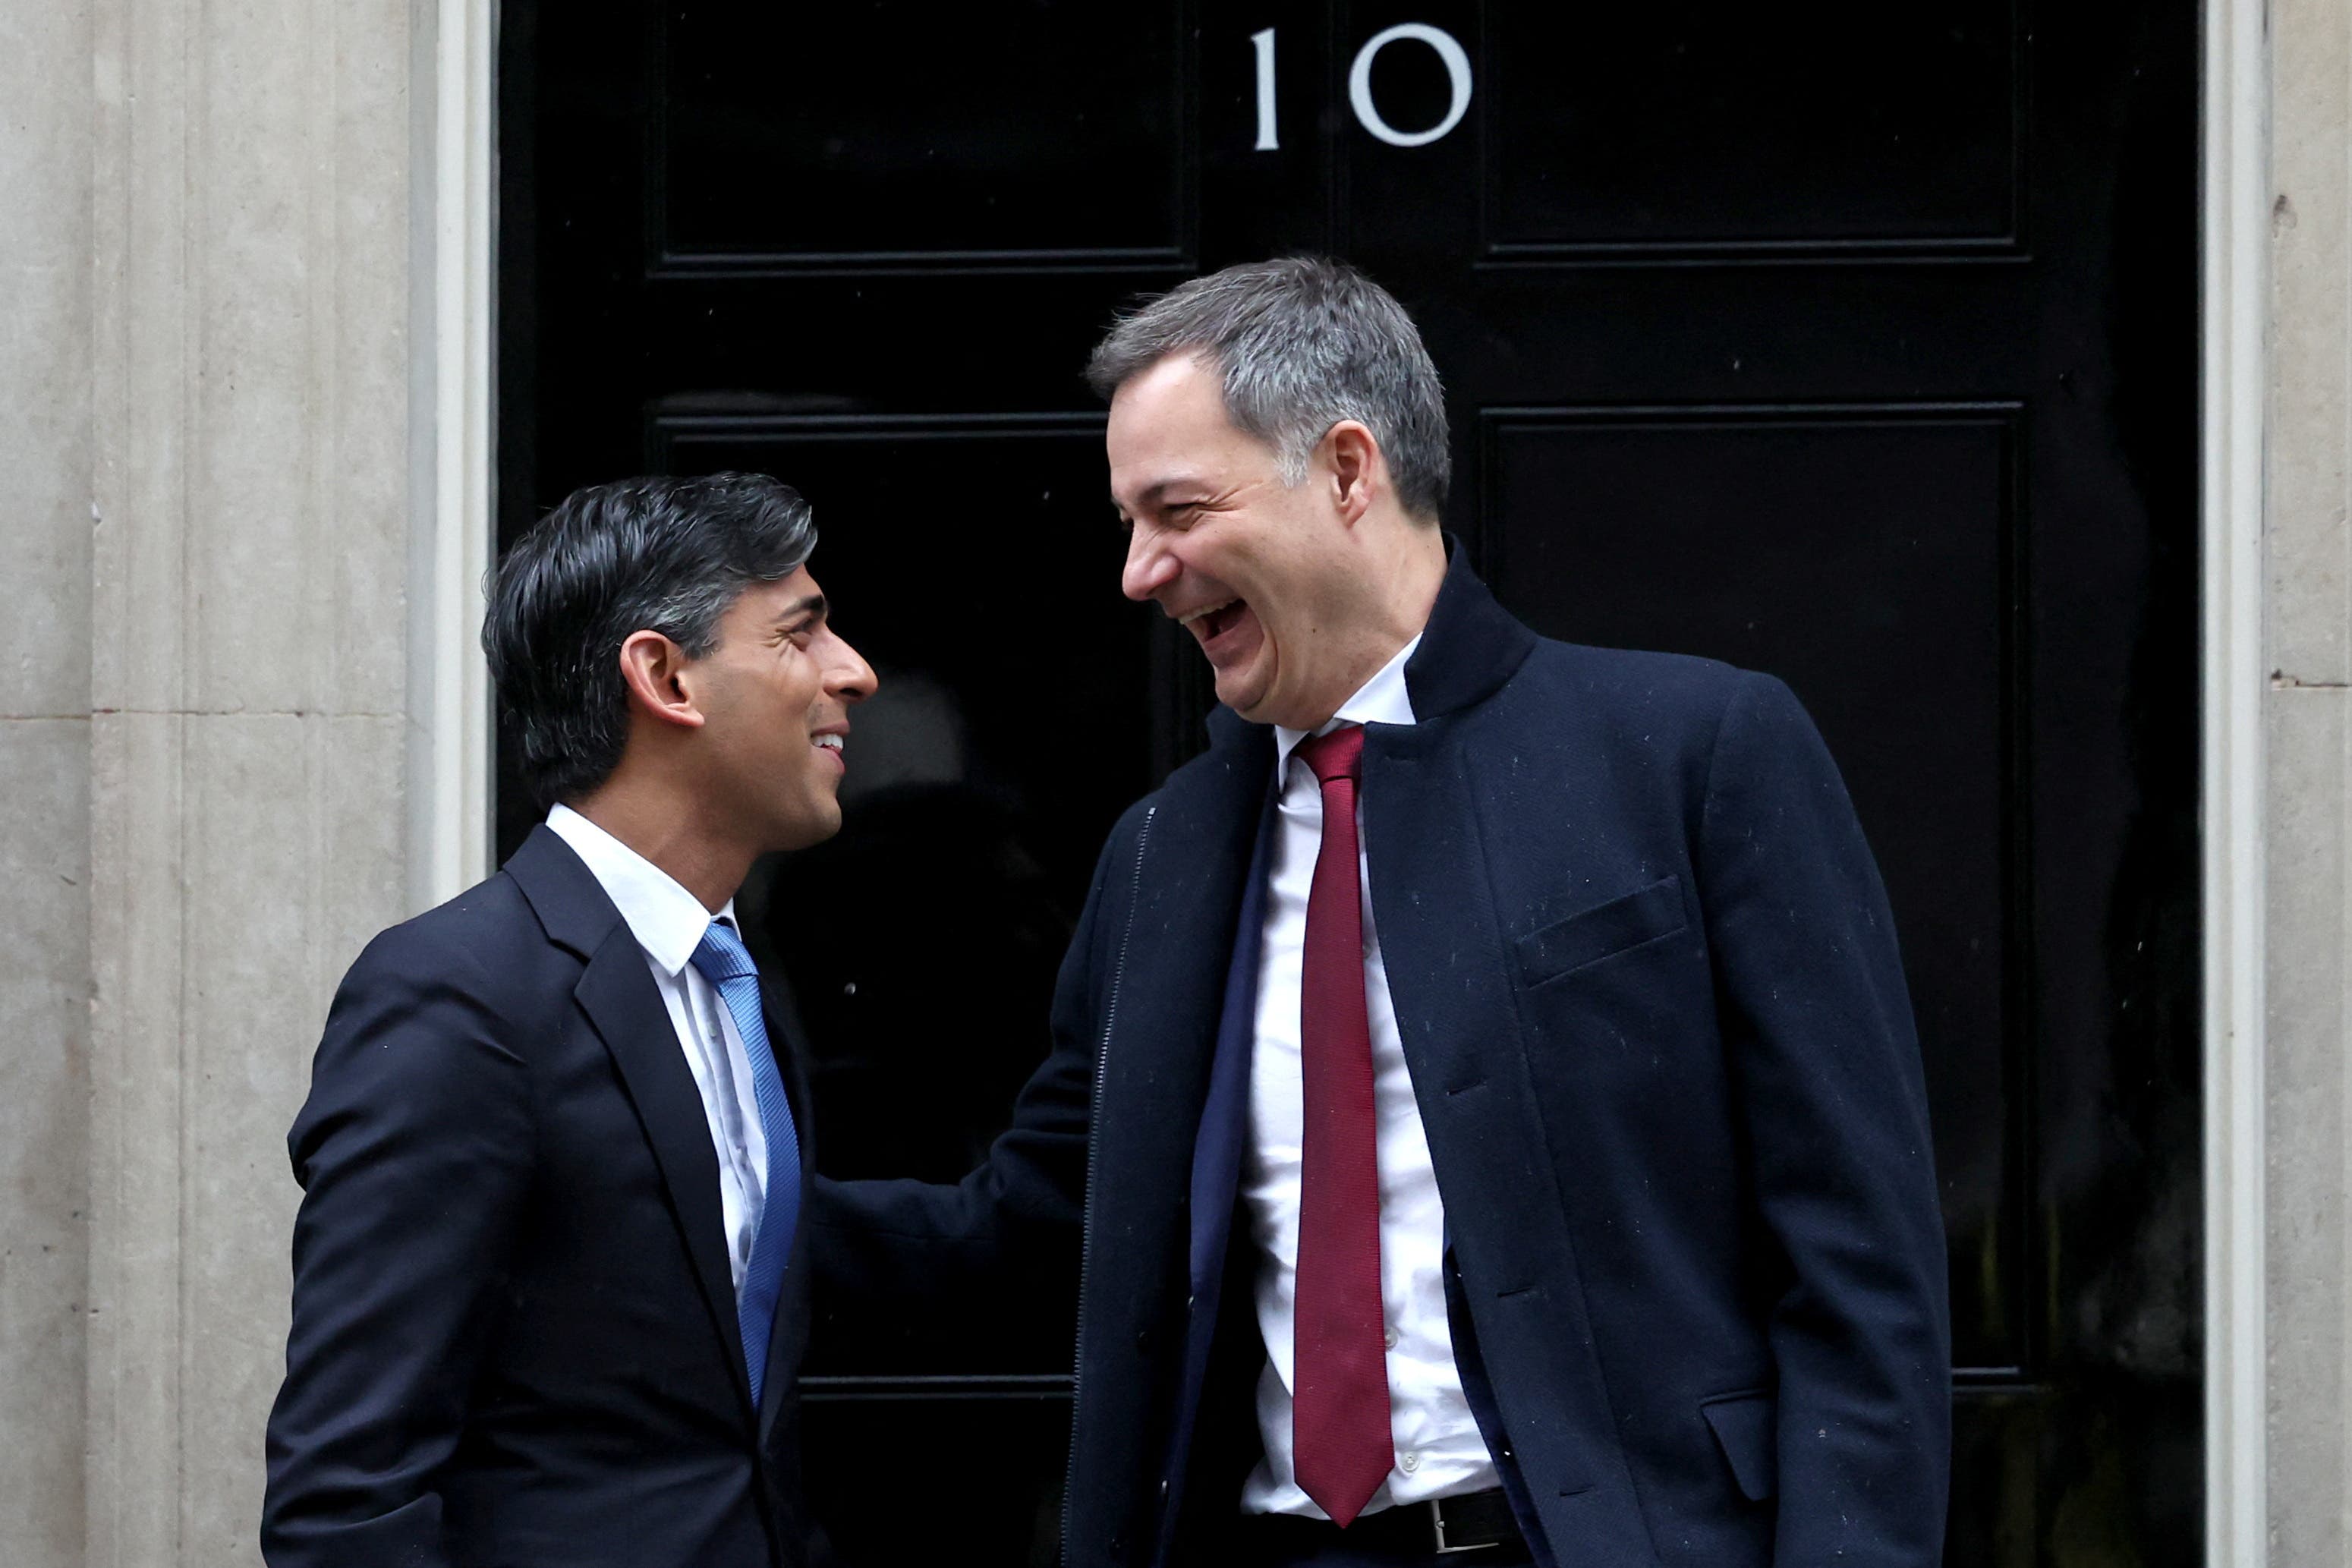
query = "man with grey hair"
xmin=814 ymin=258 xmax=1949 ymax=1568
xmin=265 ymin=474 xmax=874 ymax=1568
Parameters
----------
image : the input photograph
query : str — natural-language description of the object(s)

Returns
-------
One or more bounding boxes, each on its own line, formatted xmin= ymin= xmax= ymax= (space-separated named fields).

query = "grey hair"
xmin=1084 ymin=256 xmax=1450 ymax=521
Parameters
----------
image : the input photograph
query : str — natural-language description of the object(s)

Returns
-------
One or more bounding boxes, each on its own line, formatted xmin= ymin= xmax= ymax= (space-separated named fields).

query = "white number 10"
xmin=1252 ymin=28 xmax=1280 ymax=150
xmin=1251 ymin=23 xmax=1475 ymax=153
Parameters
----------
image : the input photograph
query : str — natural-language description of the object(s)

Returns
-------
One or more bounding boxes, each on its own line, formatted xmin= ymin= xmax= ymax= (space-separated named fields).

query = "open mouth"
xmin=812 ymin=733 xmax=845 ymax=766
xmin=1181 ymin=597 xmax=1249 ymax=645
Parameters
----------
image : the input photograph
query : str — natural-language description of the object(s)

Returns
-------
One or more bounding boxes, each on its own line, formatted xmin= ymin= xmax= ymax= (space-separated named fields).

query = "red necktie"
xmin=1290 ymin=724 xmax=1392 ymax=1526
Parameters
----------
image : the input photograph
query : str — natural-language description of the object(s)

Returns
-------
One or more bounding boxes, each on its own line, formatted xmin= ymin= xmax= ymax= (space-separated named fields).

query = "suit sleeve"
xmin=1694 ymin=672 xmax=1951 ymax=1566
xmin=260 ymin=924 xmax=535 ymax=1568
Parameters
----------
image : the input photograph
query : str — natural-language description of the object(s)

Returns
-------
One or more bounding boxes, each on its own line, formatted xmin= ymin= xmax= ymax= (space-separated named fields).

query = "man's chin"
xmin=767 ymin=796 xmax=844 ymax=854
xmin=1220 ymin=686 xmax=1274 ymax=723
xmin=1224 ymin=672 xmax=1312 ymax=728
xmin=1211 ymin=662 xmax=1274 ymax=720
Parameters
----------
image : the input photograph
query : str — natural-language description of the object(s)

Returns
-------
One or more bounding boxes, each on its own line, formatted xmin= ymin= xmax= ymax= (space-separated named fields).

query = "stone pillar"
xmin=83 ymin=0 xmax=419 ymax=1561
xmin=2267 ymin=0 xmax=2352 ymax=1559
xmin=0 ymin=2 xmax=95 ymax=1563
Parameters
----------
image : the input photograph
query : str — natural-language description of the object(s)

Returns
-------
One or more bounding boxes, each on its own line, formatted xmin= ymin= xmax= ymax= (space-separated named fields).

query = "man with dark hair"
xmin=815 ymin=258 xmax=1948 ymax=1568
xmin=263 ymin=472 xmax=874 ymax=1568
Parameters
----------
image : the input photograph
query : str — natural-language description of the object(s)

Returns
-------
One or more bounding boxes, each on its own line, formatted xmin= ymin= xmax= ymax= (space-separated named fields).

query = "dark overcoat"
xmin=815 ymin=549 xmax=1951 ymax=1568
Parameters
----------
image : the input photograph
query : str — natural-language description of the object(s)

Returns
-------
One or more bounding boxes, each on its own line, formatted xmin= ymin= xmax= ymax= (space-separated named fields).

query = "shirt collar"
xmin=1274 ymin=631 xmax=1423 ymax=775
xmin=545 ymin=803 xmax=737 ymax=978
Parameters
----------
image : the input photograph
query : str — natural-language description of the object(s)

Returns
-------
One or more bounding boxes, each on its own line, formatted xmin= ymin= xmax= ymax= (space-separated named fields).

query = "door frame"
xmin=2199 ymin=0 xmax=2270 ymax=1559
xmin=411 ymin=0 xmax=497 ymax=910
xmin=422 ymin=1 xmax=2269 ymax=1553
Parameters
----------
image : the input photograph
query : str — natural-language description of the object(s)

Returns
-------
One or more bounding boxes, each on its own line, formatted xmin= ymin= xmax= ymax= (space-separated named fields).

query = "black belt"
xmin=1237 ymin=1489 xmax=1529 ymax=1559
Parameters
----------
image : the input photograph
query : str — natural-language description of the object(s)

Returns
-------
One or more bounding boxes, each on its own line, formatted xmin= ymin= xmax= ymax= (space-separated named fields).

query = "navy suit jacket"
xmin=814 ymin=548 xmax=1951 ymax=1568
xmin=263 ymin=827 xmax=817 ymax=1568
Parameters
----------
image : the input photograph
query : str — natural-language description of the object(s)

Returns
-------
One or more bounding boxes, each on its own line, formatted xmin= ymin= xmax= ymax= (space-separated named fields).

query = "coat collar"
xmin=1198 ymin=536 xmax=1536 ymax=757
xmin=1402 ymin=536 xmax=1539 ymax=722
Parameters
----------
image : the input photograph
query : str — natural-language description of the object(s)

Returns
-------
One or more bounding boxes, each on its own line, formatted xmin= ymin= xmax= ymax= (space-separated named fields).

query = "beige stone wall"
xmin=1 ymin=2 xmax=96 ymax=1563
xmin=2 ymin=0 xmax=421 ymax=1563
xmin=84 ymin=0 xmax=418 ymax=1556
xmin=2268 ymin=0 xmax=2352 ymax=1561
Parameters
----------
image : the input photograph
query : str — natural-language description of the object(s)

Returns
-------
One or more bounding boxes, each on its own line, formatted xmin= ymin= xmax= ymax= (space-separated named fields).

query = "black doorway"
xmin=498 ymin=3 xmax=2201 ymax=1562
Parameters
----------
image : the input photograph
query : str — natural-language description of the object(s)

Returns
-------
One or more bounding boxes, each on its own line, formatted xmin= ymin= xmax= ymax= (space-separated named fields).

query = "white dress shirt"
xmin=1239 ymin=633 xmax=1501 ymax=1518
xmin=546 ymin=804 xmax=770 ymax=1292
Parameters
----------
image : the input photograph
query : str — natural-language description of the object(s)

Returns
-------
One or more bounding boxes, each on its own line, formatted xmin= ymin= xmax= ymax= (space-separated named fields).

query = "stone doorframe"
xmin=409 ymin=0 xmax=2328 ymax=1560
xmin=2201 ymin=0 xmax=2268 ymax=1557
xmin=414 ymin=0 xmax=496 ymax=912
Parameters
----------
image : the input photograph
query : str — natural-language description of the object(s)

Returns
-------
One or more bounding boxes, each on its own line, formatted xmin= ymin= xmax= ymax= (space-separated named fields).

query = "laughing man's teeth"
xmin=1179 ymin=598 xmax=1238 ymax=627
xmin=814 ymin=735 xmax=843 ymax=751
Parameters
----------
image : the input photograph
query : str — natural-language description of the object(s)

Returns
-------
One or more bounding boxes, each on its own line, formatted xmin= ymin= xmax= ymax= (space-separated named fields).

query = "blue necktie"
xmin=690 ymin=919 xmax=802 ymax=1409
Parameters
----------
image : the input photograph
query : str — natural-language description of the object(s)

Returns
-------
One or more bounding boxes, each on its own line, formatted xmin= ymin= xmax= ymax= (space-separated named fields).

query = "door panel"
xmin=656 ymin=5 xmax=1192 ymax=269
xmin=1479 ymin=4 xmax=2019 ymax=254
xmin=505 ymin=2 xmax=2199 ymax=1562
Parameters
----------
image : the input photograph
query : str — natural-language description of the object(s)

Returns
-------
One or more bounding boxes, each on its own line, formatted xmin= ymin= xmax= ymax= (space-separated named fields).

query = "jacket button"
xmin=1135 ymin=1327 xmax=1154 ymax=1353
xmin=1108 ymin=1532 xmax=1126 ymax=1560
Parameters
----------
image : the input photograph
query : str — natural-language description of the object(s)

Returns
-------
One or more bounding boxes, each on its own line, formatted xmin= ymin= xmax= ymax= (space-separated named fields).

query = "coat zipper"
xmin=1063 ymin=804 xmax=1155 ymax=1565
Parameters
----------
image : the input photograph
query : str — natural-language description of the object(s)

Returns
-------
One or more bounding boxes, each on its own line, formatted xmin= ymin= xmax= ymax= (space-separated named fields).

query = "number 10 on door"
xmin=1251 ymin=24 xmax=1477 ymax=153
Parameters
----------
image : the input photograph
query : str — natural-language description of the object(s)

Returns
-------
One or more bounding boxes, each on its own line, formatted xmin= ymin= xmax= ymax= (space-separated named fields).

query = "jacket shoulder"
xmin=296 ymin=870 xmax=552 ymax=1170
xmin=1516 ymin=638 xmax=1787 ymax=740
xmin=336 ymin=867 xmax=551 ymax=1007
xmin=1529 ymin=638 xmax=1759 ymax=701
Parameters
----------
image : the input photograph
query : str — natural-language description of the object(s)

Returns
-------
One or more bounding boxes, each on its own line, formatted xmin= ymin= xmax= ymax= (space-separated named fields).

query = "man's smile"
xmin=1178 ymin=597 xmax=1255 ymax=655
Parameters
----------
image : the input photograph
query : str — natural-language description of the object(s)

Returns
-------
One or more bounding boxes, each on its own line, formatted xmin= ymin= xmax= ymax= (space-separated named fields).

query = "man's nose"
xmin=825 ymin=633 xmax=878 ymax=704
xmin=1122 ymin=523 xmax=1178 ymax=603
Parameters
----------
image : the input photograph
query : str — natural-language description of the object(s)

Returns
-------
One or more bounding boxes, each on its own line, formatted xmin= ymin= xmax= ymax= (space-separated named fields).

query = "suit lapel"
xmin=505 ymin=826 xmax=757 ymax=1415
xmin=574 ymin=927 xmax=754 ymax=1406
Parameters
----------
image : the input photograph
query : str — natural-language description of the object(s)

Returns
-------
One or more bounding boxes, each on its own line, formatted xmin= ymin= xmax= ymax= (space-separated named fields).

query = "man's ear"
xmin=1323 ymin=420 xmax=1381 ymax=525
xmin=617 ymin=630 xmax=707 ymax=731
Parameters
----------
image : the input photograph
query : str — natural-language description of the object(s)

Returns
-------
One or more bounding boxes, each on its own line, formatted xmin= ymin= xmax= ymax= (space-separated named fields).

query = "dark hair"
xmin=1085 ymin=255 xmax=1450 ymax=521
xmin=483 ymin=472 xmax=818 ymax=805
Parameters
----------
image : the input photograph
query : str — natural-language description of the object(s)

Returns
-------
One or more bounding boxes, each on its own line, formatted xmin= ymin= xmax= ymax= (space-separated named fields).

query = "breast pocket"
xmin=1513 ymin=875 xmax=1688 ymax=988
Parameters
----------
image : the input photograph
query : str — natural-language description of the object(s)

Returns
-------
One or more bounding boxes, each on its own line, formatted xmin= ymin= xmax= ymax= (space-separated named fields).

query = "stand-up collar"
xmin=1400 ymin=537 xmax=1539 ymax=721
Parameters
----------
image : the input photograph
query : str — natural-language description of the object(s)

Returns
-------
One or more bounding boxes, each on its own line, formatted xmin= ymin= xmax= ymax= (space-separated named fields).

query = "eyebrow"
xmin=774 ymin=594 xmax=827 ymax=625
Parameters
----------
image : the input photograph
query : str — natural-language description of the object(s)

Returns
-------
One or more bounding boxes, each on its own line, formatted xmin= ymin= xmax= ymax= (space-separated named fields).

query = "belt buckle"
xmin=1428 ymin=1498 xmax=1497 ymax=1556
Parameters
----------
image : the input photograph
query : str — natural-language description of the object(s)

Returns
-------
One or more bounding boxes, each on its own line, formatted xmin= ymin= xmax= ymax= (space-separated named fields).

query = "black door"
xmin=501 ymin=3 xmax=2200 ymax=1562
